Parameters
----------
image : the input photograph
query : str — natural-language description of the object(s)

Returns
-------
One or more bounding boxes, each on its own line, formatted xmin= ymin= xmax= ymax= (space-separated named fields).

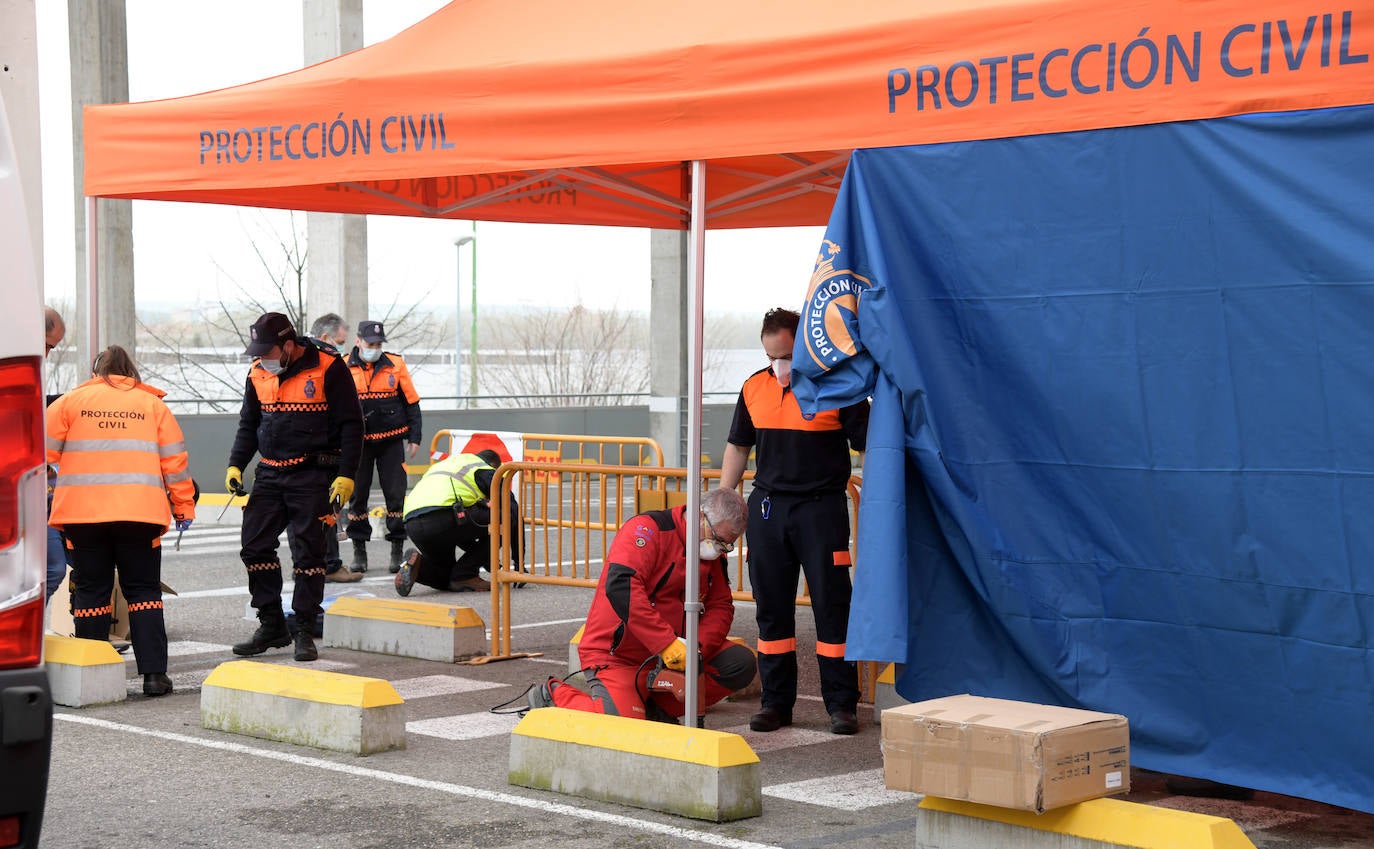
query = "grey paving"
xmin=38 ymin=520 xmax=1374 ymax=849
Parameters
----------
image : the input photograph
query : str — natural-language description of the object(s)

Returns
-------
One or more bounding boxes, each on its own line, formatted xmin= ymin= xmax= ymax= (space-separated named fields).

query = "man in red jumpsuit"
xmin=538 ymin=488 xmax=756 ymax=722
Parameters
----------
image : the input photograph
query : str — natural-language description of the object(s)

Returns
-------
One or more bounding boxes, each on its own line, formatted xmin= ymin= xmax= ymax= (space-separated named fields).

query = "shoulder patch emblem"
xmin=304 ymin=378 xmax=317 ymax=398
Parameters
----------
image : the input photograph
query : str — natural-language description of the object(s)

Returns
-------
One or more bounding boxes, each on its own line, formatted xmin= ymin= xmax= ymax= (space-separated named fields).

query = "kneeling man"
xmin=535 ymin=487 xmax=756 ymax=722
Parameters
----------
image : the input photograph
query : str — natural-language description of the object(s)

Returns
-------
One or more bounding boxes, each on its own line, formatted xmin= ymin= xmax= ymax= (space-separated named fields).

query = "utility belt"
xmin=749 ymin=486 xmax=844 ymax=502
xmin=259 ymin=452 xmax=341 ymax=470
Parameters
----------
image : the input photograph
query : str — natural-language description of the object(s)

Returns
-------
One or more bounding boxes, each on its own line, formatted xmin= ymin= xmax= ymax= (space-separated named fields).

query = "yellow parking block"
xmin=326 ymin=596 xmax=483 ymax=629
xmin=44 ymin=634 xmax=123 ymax=666
xmin=203 ymin=660 xmax=402 ymax=709
xmin=510 ymin=707 xmax=761 ymax=821
xmin=919 ymin=796 xmax=1257 ymax=849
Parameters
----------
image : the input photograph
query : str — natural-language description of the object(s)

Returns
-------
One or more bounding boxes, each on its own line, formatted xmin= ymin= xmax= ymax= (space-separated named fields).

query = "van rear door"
xmin=0 ymin=88 xmax=54 ymax=849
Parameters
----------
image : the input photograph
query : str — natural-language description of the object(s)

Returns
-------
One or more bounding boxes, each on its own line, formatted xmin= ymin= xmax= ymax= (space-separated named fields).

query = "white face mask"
xmin=359 ymin=347 xmax=382 ymax=364
xmin=699 ymin=540 xmax=722 ymax=561
xmin=261 ymin=359 xmax=284 ymax=376
xmin=771 ymin=357 xmax=791 ymax=388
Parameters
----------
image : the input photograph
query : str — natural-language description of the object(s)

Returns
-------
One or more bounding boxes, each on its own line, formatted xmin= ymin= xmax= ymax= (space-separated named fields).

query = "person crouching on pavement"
xmin=393 ymin=450 xmax=503 ymax=595
xmin=226 ymin=312 xmax=363 ymax=662
xmin=46 ymin=345 xmax=196 ymax=696
xmin=529 ymin=487 xmax=756 ymax=723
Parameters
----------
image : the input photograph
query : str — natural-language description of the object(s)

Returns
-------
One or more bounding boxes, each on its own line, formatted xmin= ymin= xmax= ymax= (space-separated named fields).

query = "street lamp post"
xmin=454 ymin=227 xmax=477 ymax=404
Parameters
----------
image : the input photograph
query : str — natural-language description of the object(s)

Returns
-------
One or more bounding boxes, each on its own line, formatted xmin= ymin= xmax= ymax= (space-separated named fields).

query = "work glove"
xmin=328 ymin=476 xmax=355 ymax=509
xmin=659 ymin=637 xmax=689 ymax=672
xmin=174 ymin=518 xmax=193 ymax=533
xmin=225 ymin=466 xmax=244 ymax=494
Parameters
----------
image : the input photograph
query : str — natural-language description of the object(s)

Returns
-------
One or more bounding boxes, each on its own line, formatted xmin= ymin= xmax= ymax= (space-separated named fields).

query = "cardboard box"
xmin=882 ymin=693 xmax=1129 ymax=812
xmin=46 ymin=567 xmax=177 ymax=641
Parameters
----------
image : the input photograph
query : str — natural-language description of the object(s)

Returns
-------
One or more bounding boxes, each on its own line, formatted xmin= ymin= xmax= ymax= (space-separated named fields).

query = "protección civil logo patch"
xmin=801 ymin=239 xmax=871 ymax=372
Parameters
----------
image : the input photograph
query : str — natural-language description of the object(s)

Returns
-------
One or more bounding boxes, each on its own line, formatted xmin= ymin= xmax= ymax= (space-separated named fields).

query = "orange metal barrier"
xmin=519 ymin=432 xmax=664 ymax=469
xmin=426 ymin=429 xmax=664 ymax=469
xmin=483 ymin=460 xmax=861 ymax=661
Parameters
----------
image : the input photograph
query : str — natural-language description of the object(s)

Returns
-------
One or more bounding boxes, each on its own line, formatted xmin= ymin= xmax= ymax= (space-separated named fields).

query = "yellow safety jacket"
xmin=403 ymin=453 xmax=490 ymax=519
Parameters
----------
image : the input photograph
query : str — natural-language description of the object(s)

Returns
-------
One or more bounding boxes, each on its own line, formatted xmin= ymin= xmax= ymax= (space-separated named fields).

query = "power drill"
xmin=645 ymin=656 xmax=706 ymax=717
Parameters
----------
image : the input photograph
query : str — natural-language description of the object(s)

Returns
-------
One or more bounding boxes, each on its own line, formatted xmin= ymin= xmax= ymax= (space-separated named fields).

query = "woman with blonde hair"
xmin=47 ymin=345 xmax=195 ymax=696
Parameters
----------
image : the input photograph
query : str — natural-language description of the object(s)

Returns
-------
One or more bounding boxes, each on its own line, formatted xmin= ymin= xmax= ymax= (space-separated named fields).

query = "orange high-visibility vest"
xmin=46 ymin=375 xmax=196 ymax=530
xmin=248 ymin=355 xmax=334 ymax=463
xmin=348 ymin=351 xmax=420 ymax=442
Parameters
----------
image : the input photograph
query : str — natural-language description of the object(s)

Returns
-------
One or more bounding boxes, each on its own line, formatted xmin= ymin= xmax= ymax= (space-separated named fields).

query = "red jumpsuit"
xmin=553 ymin=505 xmax=754 ymax=720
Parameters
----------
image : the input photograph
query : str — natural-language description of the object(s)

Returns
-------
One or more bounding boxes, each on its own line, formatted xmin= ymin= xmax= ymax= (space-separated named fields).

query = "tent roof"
xmin=83 ymin=0 xmax=1373 ymax=228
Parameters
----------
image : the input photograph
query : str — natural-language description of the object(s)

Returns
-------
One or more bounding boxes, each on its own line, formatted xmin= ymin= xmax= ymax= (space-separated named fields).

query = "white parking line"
xmin=763 ymin=768 xmax=917 ymax=809
xmin=55 ymin=714 xmax=783 ymax=849
xmin=407 ymin=711 xmax=521 ymax=741
xmin=392 ymin=675 xmax=505 ymax=699
xmin=166 ymin=640 xmax=234 ymax=657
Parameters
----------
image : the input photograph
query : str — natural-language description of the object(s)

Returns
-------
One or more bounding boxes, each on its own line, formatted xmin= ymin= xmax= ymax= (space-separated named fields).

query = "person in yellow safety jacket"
xmin=226 ymin=312 xmax=363 ymax=663
xmin=46 ymin=345 xmax=195 ymax=697
xmin=344 ymin=319 xmax=422 ymax=573
xmin=393 ymin=452 xmax=497 ymax=595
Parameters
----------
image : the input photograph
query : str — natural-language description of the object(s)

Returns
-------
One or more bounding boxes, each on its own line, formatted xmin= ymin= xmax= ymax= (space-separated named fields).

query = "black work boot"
xmin=232 ymin=606 xmax=291 ymax=656
xmin=143 ymin=673 xmax=173 ymax=697
xmin=389 ymin=540 xmax=404 ymax=573
xmin=351 ymin=539 xmax=368 ymax=573
xmin=293 ymin=615 xmax=319 ymax=662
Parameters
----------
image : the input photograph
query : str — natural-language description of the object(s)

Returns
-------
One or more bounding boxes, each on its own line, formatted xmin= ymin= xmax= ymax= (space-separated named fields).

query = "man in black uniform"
xmin=719 ymin=307 xmax=869 ymax=735
xmin=345 ymin=320 xmax=423 ymax=573
xmin=226 ymin=312 xmax=363 ymax=662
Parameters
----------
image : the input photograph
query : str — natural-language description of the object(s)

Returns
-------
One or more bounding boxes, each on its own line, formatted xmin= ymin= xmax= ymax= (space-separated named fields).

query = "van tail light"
xmin=0 ymin=356 xmax=46 ymax=670
xmin=0 ymin=357 xmax=42 ymax=547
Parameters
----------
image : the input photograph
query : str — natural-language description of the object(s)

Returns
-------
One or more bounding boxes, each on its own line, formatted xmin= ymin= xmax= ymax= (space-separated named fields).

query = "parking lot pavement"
xmin=39 ymin=524 xmax=1374 ymax=849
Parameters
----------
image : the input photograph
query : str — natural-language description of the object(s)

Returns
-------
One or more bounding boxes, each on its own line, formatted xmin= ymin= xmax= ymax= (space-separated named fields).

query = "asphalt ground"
xmin=40 ymin=513 xmax=1374 ymax=849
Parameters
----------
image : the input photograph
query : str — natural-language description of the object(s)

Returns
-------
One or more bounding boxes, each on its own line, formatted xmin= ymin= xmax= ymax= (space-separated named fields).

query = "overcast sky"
xmin=35 ymin=1 xmax=827 ymax=316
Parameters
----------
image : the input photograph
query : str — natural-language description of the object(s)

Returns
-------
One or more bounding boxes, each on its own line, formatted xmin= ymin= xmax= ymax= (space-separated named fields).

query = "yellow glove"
xmin=225 ymin=466 xmax=243 ymax=494
xmin=659 ymin=637 xmax=688 ymax=672
xmin=328 ymin=476 xmax=355 ymax=507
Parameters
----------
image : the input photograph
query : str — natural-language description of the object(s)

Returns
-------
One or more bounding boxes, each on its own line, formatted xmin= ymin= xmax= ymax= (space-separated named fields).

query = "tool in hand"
xmin=323 ymin=492 xmax=344 ymax=531
xmin=645 ymin=656 xmax=707 ymax=716
xmin=172 ymin=518 xmax=194 ymax=551
xmin=217 ymin=482 xmax=248 ymax=521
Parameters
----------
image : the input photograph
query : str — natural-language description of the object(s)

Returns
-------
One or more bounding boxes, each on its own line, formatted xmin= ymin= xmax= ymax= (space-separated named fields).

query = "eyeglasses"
xmin=702 ymin=513 xmax=735 ymax=553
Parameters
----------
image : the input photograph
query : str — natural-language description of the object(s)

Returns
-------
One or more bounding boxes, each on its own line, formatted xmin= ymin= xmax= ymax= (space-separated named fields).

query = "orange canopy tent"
xmin=82 ymin=0 xmax=1370 ymax=229
xmin=80 ymin=0 xmax=1373 ymax=705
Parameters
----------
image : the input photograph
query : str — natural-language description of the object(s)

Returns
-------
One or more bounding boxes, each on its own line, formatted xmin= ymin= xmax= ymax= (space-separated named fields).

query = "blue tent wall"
xmin=792 ymin=104 xmax=1374 ymax=813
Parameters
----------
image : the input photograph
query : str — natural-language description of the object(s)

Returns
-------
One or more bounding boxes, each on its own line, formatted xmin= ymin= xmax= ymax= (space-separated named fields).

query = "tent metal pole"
xmin=85 ymin=196 xmax=99 ymax=359
xmin=682 ymin=159 xmax=707 ymax=728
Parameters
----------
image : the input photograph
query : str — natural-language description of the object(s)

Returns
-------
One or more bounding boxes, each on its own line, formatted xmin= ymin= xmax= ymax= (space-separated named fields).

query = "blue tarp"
xmin=791 ymin=104 xmax=1374 ymax=813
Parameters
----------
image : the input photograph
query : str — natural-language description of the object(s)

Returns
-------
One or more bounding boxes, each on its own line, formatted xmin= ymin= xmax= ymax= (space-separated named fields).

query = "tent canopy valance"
xmin=82 ymin=0 xmax=1372 ymax=227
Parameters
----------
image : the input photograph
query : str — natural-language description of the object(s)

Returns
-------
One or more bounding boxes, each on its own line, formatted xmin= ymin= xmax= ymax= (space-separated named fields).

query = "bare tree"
xmin=481 ymin=303 xmax=649 ymax=406
xmin=135 ymin=211 xmax=453 ymax=411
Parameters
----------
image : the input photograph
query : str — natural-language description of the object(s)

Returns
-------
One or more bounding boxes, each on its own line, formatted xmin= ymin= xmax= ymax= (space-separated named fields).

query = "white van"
xmin=0 ymin=89 xmax=53 ymax=847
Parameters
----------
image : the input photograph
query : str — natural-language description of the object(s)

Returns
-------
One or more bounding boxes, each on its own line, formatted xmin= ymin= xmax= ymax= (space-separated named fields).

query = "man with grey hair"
xmin=529 ymin=487 xmax=756 ymax=723
xmin=296 ymin=311 xmax=360 ymax=583
xmin=308 ymin=313 xmax=349 ymax=352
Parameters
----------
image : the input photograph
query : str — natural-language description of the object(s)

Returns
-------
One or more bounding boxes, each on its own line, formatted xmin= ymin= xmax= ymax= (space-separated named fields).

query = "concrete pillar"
xmin=69 ymin=0 xmax=135 ymax=366
xmin=0 ymin=0 xmax=44 ymax=291
xmin=303 ymin=0 xmax=367 ymax=332
xmin=650 ymin=229 xmax=688 ymax=467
